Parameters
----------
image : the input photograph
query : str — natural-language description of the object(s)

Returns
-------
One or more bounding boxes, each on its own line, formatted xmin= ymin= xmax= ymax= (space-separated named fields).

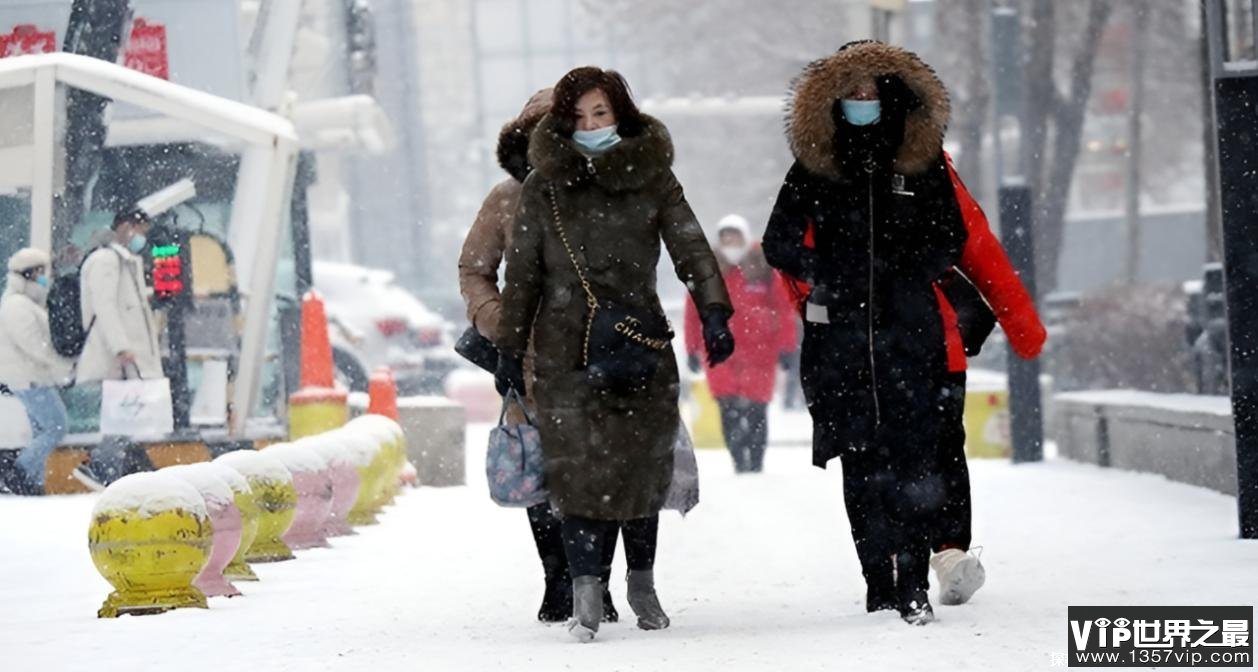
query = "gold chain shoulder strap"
xmin=546 ymin=185 xmax=599 ymax=367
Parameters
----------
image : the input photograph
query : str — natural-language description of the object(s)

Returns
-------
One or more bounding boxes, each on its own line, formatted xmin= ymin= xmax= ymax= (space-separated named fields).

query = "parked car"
xmin=313 ymin=261 xmax=458 ymax=395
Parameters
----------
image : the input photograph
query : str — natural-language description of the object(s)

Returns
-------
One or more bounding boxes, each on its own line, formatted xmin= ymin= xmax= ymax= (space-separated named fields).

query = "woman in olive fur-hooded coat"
xmin=498 ymin=112 xmax=731 ymax=521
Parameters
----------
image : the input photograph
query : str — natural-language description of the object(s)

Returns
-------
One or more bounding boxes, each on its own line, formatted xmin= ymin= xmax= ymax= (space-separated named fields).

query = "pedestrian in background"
xmin=685 ymin=214 xmax=797 ymax=473
xmin=73 ymin=208 xmax=163 ymax=490
xmin=0 ymin=248 xmax=73 ymax=495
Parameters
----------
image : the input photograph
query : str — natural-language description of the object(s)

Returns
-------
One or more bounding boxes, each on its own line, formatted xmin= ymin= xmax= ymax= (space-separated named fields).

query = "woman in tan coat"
xmin=459 ymin=89 xmax=621 ymax=625
xmin=497 ymin=67 xmax=734 ymax=641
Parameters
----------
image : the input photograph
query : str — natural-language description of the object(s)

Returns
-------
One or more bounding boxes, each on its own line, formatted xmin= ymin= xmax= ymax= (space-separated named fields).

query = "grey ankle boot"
xmin=626 ymin=569 xmax=670 ymax=630
xmin=568 ymin=575 xmax=602 ymax=642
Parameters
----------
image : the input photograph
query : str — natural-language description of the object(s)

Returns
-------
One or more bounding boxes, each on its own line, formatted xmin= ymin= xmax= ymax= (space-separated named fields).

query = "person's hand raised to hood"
xmin=874 ymin=74 xmax=919 ymax=142
xmin=701 ymin=308 xmax=735 ymax=367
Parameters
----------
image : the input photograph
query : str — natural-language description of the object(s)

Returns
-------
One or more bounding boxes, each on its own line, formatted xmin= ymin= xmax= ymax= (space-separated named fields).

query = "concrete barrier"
xmin=398 ymin=397 xmax=466 ymax=487
xmin=1052 ymin=391 xmax=1236 ymax=495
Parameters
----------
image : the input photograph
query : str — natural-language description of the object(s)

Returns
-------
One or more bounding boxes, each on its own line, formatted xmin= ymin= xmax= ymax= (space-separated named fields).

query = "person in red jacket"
xmin=686 ymin=215 xmax=799 ymax=473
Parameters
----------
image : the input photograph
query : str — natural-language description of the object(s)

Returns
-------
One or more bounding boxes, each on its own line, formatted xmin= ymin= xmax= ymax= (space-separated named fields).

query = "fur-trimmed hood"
xmin=496 ymin=88 xmax=553 ymax=183
xmin=528 ymin=113 xmax=674 ymax=192
xmin=787 ymin=41 xmax=950 ymax=180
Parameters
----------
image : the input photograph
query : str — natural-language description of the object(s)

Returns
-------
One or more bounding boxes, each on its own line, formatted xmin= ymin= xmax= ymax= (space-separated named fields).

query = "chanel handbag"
xmin=546 ymin=186 xmax=674 ymax=394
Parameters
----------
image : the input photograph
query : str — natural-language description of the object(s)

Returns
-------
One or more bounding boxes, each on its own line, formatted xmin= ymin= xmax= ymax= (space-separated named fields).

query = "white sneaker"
xmin=931 ymin=548 xmax=986 ymax=606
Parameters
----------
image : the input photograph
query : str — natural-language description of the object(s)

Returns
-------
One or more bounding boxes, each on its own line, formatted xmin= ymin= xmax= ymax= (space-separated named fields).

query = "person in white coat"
xmin=0 ymin=248 xmax=73 ymax=495
xmin=73 ymin=208 xmax=163 ymax=489
xmin=77 ymin=209 xmax=163 ymax=383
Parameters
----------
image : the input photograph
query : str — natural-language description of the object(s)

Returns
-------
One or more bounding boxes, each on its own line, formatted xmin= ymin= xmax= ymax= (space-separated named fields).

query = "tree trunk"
xmin=1034 ymin=0 xmax=1113 ymax=294
xmin=955 ymin=0 xmax=990 ymax=192
xmin=1022 ymin=0 xmax=1056 ymax=190
xmin=1201 ymin=0 xmax=1224 ymax=262
xmin=1122 ymin=4 xmax=1149 ymax=284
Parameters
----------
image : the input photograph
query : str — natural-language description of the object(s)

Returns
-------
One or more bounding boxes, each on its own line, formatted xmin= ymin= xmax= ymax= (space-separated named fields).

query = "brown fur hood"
xmin=528 ymin=113 xmax=674 ymax=193
xmin=496 ymin=88 xmax=553 ymax=183
xmin=787 ymin=41 xmax=950 ymax=180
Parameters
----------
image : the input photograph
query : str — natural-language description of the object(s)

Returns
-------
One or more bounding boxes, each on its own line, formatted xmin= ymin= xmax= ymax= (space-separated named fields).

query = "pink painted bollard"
xmin=265 ymin=443 xmax=334 ymax=550
xmin=307 ymin=433 xmax=361 ymax=537
xmin=165 ymin=464 xmax=243 ymax=598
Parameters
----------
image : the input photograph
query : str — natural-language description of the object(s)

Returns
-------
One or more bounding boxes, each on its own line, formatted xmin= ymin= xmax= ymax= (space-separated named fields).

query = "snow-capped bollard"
xmin=305 ymin=433 xmax=362 ymax=537
xmin=347 ymin=415 xmax=403 ymax=508
xmin=164 ymin=464 xmax=243 ymax=598
xmin=88 ymin=472 xmax=213 ymax=618
xmin=213 ymin=462 xmax=262 ymax=582
xmin=265 ymin=442 xmax=334 ymax=550
xmin=339 ymin=429 xmax=385 ymax=526
xmin=215 ymin=451 xmax=297 ymax=563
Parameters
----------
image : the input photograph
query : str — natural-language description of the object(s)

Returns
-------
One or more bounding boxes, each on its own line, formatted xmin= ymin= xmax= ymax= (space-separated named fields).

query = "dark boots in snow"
xmin=626 ymin=569 xmax=670 ymax=630
xmin=538 ymin=554 xmax=572 ymax=623
xmin=568 ymin=575 xmax=602 ymax=642
xmin=601 ymin=565 xmax=619 ymax=623
xmin=896 ymin=552 xmax=935 ymax=626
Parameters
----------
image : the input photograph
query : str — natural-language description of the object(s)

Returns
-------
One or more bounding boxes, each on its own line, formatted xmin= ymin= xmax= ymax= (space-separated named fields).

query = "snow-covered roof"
xmin=0 ymin=53 xmax=297 ymax=148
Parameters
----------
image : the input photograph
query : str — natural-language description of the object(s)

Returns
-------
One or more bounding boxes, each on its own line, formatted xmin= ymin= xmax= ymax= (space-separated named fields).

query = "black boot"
xmin=529 ymin=503 xmax=572 ymax=623
xmin=866 ymin=580 xmax=897 ymax=613
xmin=538 ymin=554 xmax=573 ymax=623
xmin=600 ymin=565 xmax=619 ymax=623
xmin=896 ymin=551 xmax=935 ymax=626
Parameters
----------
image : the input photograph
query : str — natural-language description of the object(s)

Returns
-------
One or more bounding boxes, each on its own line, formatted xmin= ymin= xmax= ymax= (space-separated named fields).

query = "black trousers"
xmin=527 ymin=504 xmax=619 ymax=582
xmin=561 ymin=515 xmax=658 ymax=578
xmin=934 ymin=372 xmax=972 ymax=552
xmin=717 ymin=396 xmax=769 ymax=473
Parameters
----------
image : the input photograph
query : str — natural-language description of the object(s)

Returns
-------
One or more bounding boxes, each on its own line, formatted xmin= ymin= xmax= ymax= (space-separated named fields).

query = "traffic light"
xmin=152 ymin=243 xmax=184 ymax=298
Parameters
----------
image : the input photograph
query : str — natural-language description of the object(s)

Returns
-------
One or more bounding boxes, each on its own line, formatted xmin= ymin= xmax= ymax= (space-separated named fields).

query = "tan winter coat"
xmin=77 ymin=244 xmax=163 ymax=382
xmin=459 ymin=89 xmax=552 ymax=343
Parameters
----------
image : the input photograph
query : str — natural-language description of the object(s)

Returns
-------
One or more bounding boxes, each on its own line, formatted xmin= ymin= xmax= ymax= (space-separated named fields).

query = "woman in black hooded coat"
xmin=763 ymin=41 xmax=967 ymax=625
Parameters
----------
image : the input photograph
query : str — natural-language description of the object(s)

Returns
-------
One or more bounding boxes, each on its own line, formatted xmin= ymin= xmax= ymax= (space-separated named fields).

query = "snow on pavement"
xmin=2 ymin=420 xmax=1257 ymax=672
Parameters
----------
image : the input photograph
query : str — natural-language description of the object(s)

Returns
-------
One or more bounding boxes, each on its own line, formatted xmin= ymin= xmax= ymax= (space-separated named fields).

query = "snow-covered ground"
xmin=2 ymin=416 xmax=1257 ymax=671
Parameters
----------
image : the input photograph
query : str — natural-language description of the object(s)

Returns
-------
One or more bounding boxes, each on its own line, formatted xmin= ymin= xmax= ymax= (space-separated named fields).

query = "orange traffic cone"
xmin=299 ymin=291 xmax=336 ymax=388
xmin=366 ymin=367 xmax=399 ymax=421
xmin=289 ymin=291 xmax=348 ymax=438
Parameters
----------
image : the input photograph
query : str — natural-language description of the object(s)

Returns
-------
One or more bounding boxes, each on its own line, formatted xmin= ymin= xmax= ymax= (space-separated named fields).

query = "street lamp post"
xmin=991 ymin=3 xmax=1043 ymax=464
xmin=1205 ymin=0 xmax=1258 ymax=539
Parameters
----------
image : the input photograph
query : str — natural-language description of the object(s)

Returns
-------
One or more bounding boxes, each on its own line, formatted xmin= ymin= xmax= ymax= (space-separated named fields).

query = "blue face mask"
xmin=35 ymin=275 xmax=48 ymax=288
xmin=572 ymin=125 xmax=622 ymax=155
xmin=128 ymin=233 xmax=147 ymax=254
xmin=841 ymin=99 xmax=882 ymax=126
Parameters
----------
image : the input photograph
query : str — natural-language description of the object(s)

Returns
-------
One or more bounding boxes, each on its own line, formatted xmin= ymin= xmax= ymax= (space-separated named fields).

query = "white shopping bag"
xmin=100 ymin=377 xmax=174 ymax=438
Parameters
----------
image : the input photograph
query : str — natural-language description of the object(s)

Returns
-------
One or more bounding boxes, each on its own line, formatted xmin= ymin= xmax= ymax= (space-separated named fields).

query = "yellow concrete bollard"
xmin=350 ymin=414 xmax=406 ymax=503
xmin=88 ymin=472 xmax=213 ymax=618
xmin=337 ymin=429 xmax=384 ymax=526
xmin=206 ymin=462 xmax=261 ymax=582
xmin=690 ymin=379 xmax=725 ymax=449
xmin=215 ymin=451 xmax=297 ymax=563
xmin=349 ymin=416 xmax=401 ymax=508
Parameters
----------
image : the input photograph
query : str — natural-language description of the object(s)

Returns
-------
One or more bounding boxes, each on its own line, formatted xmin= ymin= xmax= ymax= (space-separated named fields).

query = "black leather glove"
xmin=495 ymin=353 xmax=525 ymax=397
xmin=687 ymin=353 xmax=702 ymax=374
xmin=701 ymin=309 xmax=735 ymax=367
